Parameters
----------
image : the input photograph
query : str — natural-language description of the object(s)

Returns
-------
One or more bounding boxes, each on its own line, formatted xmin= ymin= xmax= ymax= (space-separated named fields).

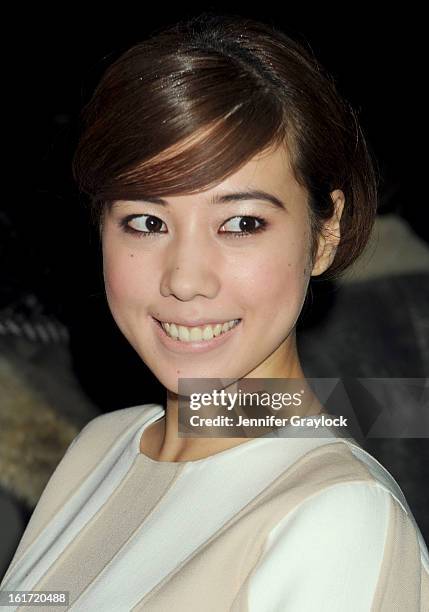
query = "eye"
xmin=220 ymin=215 xmax=267 ymax=237
xmin=119 ymin=214 xmax=167 ymax=237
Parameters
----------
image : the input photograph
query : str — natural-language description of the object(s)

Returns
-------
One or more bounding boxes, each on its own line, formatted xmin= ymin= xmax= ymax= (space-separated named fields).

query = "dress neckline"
xmin=133 ymin=404 xmax=279 ymax=467
xmin=131 ymin=404 xmax=347 ymax=467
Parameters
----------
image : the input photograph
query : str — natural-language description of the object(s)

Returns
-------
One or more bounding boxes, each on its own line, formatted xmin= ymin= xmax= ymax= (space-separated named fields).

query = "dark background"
xmin=1 ymin=5 xmax=428 ymax=571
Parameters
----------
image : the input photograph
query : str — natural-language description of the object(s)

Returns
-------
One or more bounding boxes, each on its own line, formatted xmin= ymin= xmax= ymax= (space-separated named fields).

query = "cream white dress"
xmin=1 ymin=403 xmax=428 ymax=611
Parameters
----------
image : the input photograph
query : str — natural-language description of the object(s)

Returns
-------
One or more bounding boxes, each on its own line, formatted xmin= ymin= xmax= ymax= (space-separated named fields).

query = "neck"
xmin=141 ymin=336 xmax=324 ymax=462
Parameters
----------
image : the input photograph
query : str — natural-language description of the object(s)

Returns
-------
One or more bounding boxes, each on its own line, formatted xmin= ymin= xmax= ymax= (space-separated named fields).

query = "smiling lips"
xmin=160 ymin=319 xmax=241 ymax=342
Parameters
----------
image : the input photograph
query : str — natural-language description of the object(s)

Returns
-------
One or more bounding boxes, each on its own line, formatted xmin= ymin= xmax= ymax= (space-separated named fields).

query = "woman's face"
xmin=101 ymin=143 xmax=322 ymax=394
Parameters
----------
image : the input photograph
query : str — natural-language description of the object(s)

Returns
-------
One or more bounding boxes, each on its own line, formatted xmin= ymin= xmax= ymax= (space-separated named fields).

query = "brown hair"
xmin=72 ymin=12 xmax=379 ymax=282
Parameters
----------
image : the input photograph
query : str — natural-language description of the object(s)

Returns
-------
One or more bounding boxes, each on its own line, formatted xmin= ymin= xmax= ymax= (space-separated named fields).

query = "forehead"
xmin=227 ymin=141 xmax=294 ymax=186
xmin=162 ymin=139 xmax=299 ymax=199
xmin=183 ymin=141 xmax=305 ymax=206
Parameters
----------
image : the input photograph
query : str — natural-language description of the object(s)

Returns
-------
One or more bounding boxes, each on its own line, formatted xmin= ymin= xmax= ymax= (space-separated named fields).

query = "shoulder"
xmin=2 ymin=403 xmax=161 ymax=573
xmin=244 ymin=440 xmax=428 ymax=611
xmin=266 ymin=437 xmax=422 ymax=529
xmin=56 ymin=402 xmax=162 ymax=494
xmin=66 ymin=402 xmax=161 ymax=454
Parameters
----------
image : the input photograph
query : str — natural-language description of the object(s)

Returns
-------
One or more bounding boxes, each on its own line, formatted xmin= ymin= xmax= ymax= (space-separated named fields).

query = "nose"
xmin=160 ymin=229 xmax=220 ymax=301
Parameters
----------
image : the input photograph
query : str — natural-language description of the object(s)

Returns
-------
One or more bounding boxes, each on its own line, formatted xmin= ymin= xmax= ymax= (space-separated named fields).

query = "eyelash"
xmin=117 ymin=214 xmax=268 ymax=239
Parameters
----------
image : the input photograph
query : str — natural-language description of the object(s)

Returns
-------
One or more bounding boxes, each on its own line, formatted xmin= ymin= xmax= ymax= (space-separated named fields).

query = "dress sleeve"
xmin=245 ymin=482 xmax=424 ymax=611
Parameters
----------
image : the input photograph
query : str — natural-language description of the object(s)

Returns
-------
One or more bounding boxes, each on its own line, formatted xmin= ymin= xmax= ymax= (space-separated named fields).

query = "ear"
xmin=311 ymin=189 xmax=345 ymax=277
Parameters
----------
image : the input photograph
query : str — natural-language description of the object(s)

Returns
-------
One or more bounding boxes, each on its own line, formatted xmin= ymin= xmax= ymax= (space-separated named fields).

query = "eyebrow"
xmin=114 ymin=190 xmax=287 ymax=211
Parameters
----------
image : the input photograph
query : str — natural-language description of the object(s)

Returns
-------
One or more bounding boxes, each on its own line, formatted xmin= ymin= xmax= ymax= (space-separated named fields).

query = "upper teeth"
xmin=161 ymin=319 xmax=240 ymax=342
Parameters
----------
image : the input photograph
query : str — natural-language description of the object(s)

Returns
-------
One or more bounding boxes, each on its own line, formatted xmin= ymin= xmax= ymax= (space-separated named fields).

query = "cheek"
xmin=237 ymin=236 xmax=310 ymax=317
xmin=102 ymin=242 xmax=151 ymax=307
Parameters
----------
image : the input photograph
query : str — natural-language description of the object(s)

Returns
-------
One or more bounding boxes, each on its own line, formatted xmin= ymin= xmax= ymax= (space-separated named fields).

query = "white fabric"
xmin=248 ymin=482 xmax=391 ymax=611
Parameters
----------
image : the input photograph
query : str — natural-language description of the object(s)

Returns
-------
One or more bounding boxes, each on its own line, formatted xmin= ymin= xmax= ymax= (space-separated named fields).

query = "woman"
xmin=1 ymin=12 xmax=428 ymax=611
